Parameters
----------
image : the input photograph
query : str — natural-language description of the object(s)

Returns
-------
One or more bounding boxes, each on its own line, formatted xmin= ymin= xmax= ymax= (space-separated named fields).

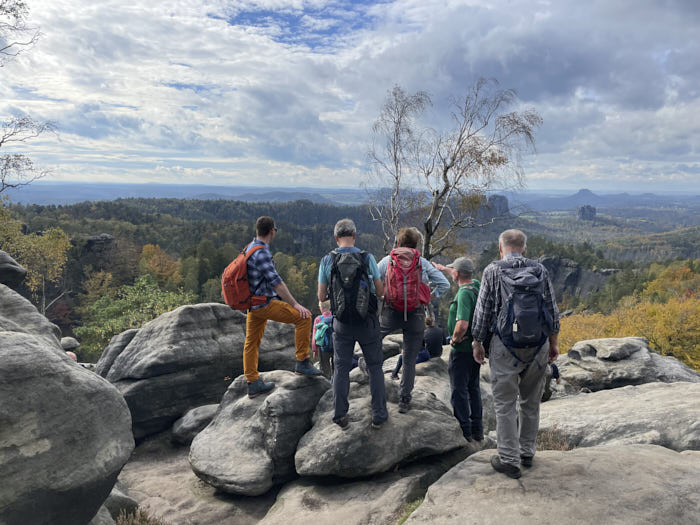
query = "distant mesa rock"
xmin=96 ymin=303 xmax=300 ymax=440
xmin=474 ymin=194 xmax=510 ymax=222
xmin=405 ymin=446 xmax=700 ymax=524
xmin=61 ymin=336 xmax=81 ymax=350
xmin=295 ymin=369 xmax=467 ymax=478
xmin=189 ymin=371 xmax=330 ymax=496
xmin=0 ymin=332 xmax=134 ymax=525
xmin=171 ymin=404 xmax=219 ymax=446
xmin=86 ymin=233 xmax=115 ymax=248
xmin=577 ymin=204 xmax=596 ymax=220
xmin=0 ymin=283 xmax=63 ymax=353
xmin=539 ymin=382 xmax=700 ymax=451
xmin=538 ymin=255 xmax=618 ymax=300
xmin=559 ymin=337 xmax=700 ymax=391
xmin=260 ymin=448 xmax=473 ymax=525
xmin=0 ymin=250 xmax=26 ymax=289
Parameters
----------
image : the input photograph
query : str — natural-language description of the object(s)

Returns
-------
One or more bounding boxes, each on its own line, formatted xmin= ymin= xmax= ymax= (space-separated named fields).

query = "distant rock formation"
xmin=404 ymin=446 xmax=700 ymax=524
xmin=0 ymin=250 xmax=26 ymax=289
xmin=577 ymin=204 xmax=596 ymax=220
xmin=474 ymin=194 xmax=510 ymax=222
xmin=96 ymin=303 xmax=301 ymax=440
xmin=0 ymin=284 xmax=134 ymax=525
xmin=538 ymin=255 xmax=618 ymax=300
xmin=189 ymin=371 xmax=330 ymax=496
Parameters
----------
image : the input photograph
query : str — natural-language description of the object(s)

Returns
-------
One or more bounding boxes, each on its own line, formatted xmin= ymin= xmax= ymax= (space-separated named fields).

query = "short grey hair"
xmin=334 ymin=218 xmax=357 ymax=238
xmin=499 ymin=229 xmax=527 ymax=252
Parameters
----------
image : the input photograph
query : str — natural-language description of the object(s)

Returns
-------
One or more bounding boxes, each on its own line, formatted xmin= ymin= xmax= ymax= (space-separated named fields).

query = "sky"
xmin=2 ymin=0 xmax=700 ymax=192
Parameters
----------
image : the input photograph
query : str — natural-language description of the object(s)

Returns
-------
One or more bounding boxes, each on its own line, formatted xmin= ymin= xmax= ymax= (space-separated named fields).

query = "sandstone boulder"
xmin=0 ymin=283 xmax=62 ymax=352
xmin=171 ymin=404 xmax=219 ymax=445
xmin=103 ymin=482 xmax=139 ymax=520
xmin=261 ymin=448 xmax=479 ymax=525
xmin=295 ymin=374 xmax=466 ymax=478
xmin=88 ymin=505 xmax=115 ymax=525
xmin=539 ymin=381 xmax=700 ymax=451
xmin=405 ymin=446 xmax=700 ymax=524
xmin=189 ymin=371 xmax=330 ymax=496
xmin=0 ymin=250 xmax=26 ymax=289
xmin=97 ymin=303 xmax=300 ymax=439
xmin=0 ymin=331 xmax=134 ymax=525
xmin=61 ymin=336 xmax=81 ymax=350
xmin=560 ymin=337 xmax=700 ymax=391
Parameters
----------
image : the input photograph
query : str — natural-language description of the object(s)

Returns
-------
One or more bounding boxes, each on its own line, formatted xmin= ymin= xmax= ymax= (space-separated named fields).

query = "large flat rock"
xmin=0 ymin=332 xmax=134 ymax=525
xmin=539 ymin=381 xmax=700 ymax=450
xmin=406 ymin=446 xmax=700 ymax=524
xmin=96 ymin=303 xmax=301 ymax=439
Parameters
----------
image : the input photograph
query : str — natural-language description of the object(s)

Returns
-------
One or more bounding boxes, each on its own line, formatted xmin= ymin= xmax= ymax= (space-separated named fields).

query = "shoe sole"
xmin=491 ymin=457 xmax=522 ymax=479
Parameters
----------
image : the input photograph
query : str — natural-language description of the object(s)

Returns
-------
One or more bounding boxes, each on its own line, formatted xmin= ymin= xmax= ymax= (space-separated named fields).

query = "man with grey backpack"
xmin=317 ymin=218 xmax=388 ymax=430
xmin=471 ymin=229 xmax=560 ymax=479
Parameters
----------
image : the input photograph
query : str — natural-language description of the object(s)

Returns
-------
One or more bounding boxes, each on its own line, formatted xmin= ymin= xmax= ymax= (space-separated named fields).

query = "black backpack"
xmin=328 ymin=250 xmax=376 ymax=323
xmin=493 ymin=258 xmax=554 ymax=364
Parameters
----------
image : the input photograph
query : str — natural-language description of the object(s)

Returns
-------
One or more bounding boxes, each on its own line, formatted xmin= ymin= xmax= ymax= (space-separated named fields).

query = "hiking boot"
xmin=490 ymin=455 xmax=522 ymax=479
xmin=334 ymin=415 xmax=349 ymax=430
xmin=520 ymin=455 xmax=533 ymax=468
xmin=295 ymin=358 xmax=323 ymax=376
xmin=463 ymin=433 xmax=474 ymax=443
xmin=472 ymin=430 xmax=484 ymax=442
xmin=398 ymin=399 xmax=411 ymax=414
xmin=248 ymin=378 xmax=275 ymax=399
xmin=371 ymin=416 xmax=387 ymax=429
xmin=390 ymin=372 xmax=399 ymax=380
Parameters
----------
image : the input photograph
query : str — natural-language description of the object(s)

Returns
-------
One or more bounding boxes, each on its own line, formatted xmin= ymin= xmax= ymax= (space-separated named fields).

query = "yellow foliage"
xmin=139 ymin=244 xmax=183 ymax=289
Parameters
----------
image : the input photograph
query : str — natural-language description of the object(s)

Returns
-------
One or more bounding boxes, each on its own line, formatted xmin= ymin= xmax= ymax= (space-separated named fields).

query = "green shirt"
xmin=447 ymin=279 xmax=480 ymax=353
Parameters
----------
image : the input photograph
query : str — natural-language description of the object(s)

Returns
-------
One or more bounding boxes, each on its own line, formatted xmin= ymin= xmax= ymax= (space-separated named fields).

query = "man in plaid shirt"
xmin=471 ymin=229 xmax=559 ymax=479
xmin=243 ymin=216 xmax=322 ymax=399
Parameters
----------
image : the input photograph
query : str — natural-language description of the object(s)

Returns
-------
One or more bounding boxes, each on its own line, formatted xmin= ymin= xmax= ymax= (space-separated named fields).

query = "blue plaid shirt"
xmin=246 ymin=239 xmax=282 ymax=310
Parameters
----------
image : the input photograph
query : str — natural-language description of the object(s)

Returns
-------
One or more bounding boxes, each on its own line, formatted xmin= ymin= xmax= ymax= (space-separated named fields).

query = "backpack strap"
xmin=244 ymin=244 xmax=267 ymax=297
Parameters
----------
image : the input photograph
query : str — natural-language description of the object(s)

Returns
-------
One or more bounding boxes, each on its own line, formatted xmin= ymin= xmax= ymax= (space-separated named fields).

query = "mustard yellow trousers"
xmin=243 ymin=299 xmax=312 ymax=382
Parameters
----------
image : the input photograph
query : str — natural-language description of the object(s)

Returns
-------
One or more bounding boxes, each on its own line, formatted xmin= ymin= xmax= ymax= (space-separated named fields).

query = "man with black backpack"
xmin=471 ymin=229 xmax=560 ymax=479
xmin=317 ymin=218 xmax=388 ymax=430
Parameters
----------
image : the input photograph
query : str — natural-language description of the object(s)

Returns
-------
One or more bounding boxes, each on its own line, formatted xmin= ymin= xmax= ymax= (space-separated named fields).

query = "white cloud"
xmin=0 ymin=0 xmax=698 ymax=191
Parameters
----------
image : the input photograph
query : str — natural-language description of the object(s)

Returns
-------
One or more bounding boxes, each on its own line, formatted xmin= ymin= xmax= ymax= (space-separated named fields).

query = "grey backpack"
xmin=493 ymin=258 xmax=554 ymax=363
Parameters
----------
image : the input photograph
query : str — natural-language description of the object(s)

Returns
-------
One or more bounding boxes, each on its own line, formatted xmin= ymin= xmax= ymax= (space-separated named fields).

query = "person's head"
xmin=319 ymin=300 xmax=331 ymax=313
xmin=333 ymin=218 xmax=357 ymax=244
xmin=256 ymin=216 xmax=277 ymax=240
xmin=446 ymin=257 xmax=474 ymax=282
xmin=498 ymin=229 xmax=527 ymax=256
xmin=425 ymin=316 xmax=434 ymax=327
xmin=396 ymin=227 xmax=421 ymax=249
xmin=66 ymin=351 xmax=77 ymax=361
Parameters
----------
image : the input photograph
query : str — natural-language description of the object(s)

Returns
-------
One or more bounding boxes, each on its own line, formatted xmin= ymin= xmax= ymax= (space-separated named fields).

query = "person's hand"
xmin=294 ymin=303 xmax=311 ymax=319
xmin=473 ymin=343 xmax=485 ymax=365
xmin=433 ymin=263 xmax=448 ymax=272
xmin=548 ymin=344 xmax=559 ymax=364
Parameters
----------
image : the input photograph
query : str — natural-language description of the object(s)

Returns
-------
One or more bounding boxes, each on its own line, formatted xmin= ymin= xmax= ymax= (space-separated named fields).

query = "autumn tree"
xmin=139 ymin=244 xmax=183 ymax=290
xmin=368 ymin=79 xmax=542 ymax=259
xmin=1 ymin=1 xmax=53 ymax=194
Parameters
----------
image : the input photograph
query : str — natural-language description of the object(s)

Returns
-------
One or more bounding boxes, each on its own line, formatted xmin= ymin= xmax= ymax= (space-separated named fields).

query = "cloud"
xmin=0 ymin=0 xmax=698 ymax=191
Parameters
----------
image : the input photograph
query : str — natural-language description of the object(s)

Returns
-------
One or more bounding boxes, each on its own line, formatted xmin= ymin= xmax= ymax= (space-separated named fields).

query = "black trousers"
xmin=448 ymin=349 xmax=483 ymax=437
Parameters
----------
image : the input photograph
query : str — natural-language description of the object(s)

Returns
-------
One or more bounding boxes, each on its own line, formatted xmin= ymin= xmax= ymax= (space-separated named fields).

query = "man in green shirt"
xmin=441 ymin=257 xmax=482 ymax=442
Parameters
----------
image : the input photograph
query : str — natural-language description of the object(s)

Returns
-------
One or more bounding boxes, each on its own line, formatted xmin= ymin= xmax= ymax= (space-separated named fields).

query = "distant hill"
xmin=602 ymin=226 xmax=700 ymax=263
xmin=506 ymin=188 xmax=700 ymax=211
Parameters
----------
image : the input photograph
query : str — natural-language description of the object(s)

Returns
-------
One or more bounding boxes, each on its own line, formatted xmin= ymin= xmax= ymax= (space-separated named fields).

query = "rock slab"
xmin=0 ymin=283 xmax=62 ymax=352
xmin=406 ymin=446 xmax=700 ymax=524
xmin=171 ymin=404 xmax=219 ymax=445
xmin=539 ymin=381 xmax=700 ymax=451
xmin=97 ymin=303 xmax=300 ymax=439
xmin=190 ymin=371 xmax=330 ymax=496
xmin=0 ymin=250 xmax=26 ymax=289
xmin=0 ymin=332 xmax=134 ymax=525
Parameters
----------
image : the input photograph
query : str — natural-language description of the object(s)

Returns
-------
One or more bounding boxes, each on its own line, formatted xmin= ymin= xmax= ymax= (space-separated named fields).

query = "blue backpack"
xmin=314 ymin=314 xmax=334 ymax=353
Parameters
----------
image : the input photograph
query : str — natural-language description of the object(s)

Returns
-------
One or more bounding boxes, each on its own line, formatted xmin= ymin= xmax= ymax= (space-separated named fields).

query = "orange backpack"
xmin=221 ymin=245 xmax=267 ymax=310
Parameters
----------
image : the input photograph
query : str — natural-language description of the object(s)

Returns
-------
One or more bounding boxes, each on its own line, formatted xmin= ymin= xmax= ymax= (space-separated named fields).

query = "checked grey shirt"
xmin=471 ymin=253 xmax=560 ymax=343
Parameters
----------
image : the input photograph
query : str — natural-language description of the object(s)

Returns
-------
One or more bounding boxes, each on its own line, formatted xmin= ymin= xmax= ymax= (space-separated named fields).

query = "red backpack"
xmin=221 ymin=245 xmax=267 ymax=310
xmin=384 ymin=247 xmax=431 ymax=320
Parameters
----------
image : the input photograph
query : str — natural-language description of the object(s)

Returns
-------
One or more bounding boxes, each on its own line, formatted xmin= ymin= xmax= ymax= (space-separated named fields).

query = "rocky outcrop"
xmin=559 ymin=337 xmax=700 ymax=391
xmin=295 ymin=372 xmax=466 ymax=478
xmin=0 ymin=250 xmax=26 ymax=289
xmin=0 ymin=331 xmax=134 ymax=525
xmin=538 ymin=255 xmax=618 ymax=300
xmin=538 ymin=382 xmax=700 ymax=451
xmin=61 ymin=336 xmax=80 ymax=350
xmin=103 ymin=482 xmax=139 ymax=521
xmin=577 ymin=204 xmax=596 ymax=220
xmin=0 ymin=283 xmax=62 ymax=352
xmin=405 ymin=446 xmax=700 ymax=524
xmin=260 ymin=448 xmax=475 ymax=525
xmin=171 ymin=404 xmax=219 ymax=445
xmin=97 ymin=303 xmax=300 ymax=439
xmin=190 ymin=371 xmax=330 ymax=496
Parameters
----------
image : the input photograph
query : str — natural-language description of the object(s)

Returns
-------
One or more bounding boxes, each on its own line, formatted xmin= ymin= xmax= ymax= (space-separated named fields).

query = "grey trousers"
xmin=489 ymin=335 xmax=549 ymax=467
xmin=379 ymin=306 xmax=425 ymax=403
xmin=332 ymin=315 xmax=388 ymax=423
